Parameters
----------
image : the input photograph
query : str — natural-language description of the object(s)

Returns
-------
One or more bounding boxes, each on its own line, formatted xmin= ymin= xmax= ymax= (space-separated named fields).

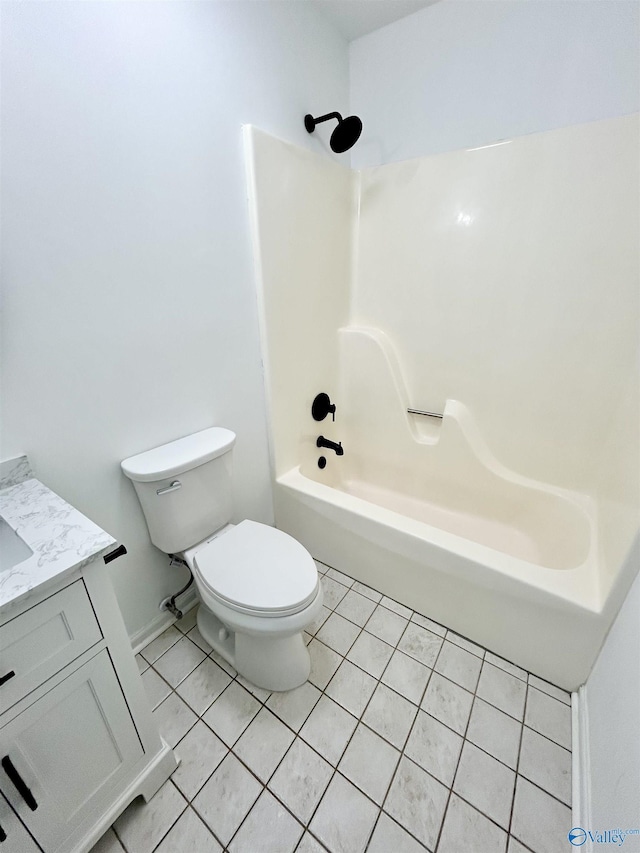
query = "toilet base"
xmin=196 ymin=604 xmax=312 ymax=692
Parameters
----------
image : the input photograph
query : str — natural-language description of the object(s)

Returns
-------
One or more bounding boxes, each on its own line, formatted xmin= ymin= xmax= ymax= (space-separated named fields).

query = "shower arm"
xmin=311 ymin=112 xmax=342 ymax=126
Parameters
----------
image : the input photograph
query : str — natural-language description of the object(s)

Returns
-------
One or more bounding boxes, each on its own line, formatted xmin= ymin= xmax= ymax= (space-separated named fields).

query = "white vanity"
xmin=0 ymin=458 xmax=177 ymax=853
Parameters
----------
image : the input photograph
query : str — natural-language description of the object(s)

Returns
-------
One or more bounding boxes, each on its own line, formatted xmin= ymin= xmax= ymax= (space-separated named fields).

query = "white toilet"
xmin=121 ymin=427 xmax=323 ymax=691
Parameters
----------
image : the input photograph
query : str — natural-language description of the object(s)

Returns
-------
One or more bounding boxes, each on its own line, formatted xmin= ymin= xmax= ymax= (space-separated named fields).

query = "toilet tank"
xmin=121 ymin=427 xmax=236 ymax=554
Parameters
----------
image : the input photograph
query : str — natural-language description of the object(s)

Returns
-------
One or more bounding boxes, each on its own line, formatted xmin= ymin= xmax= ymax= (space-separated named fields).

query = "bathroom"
xmin=1 ymin=0 xmax=638 ymax=851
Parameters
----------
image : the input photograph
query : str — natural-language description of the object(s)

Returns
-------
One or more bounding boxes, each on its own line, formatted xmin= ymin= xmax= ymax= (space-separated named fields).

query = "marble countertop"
xmin=0 ymin=466 xmax=116 ymax=612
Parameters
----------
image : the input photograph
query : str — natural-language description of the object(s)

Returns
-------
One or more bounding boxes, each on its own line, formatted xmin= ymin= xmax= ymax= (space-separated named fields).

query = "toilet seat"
xmin=193 ymin=520 xmax=319 ymax=618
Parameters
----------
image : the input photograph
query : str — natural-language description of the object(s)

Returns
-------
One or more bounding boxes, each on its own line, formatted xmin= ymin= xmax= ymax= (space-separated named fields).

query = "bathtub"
xmin=274 ymin=397 xmax=606 ymax=690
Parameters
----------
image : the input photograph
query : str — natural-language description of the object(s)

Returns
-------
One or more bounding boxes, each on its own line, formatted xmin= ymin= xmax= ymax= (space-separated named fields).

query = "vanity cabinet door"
xmin=0 ymin=791 xmax=41 ymax=853
xmin=0 ymin=651 xmax=143 ymax=853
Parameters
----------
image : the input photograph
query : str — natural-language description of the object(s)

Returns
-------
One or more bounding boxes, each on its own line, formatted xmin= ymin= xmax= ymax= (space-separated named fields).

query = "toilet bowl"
xmin=182 ymin=520 xmax=323 ymax=691
xmin=121 ymin=427 xmax=322 ymax=693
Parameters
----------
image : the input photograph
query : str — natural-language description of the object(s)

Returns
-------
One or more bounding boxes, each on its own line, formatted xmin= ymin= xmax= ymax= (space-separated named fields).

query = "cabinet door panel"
xmin=0 ymin=791 xmax=40 ymax=853
xmin=0 ymin=652 xmax=143 ymax=853
xmin=0 ymin=581 xmax=102 ymax=712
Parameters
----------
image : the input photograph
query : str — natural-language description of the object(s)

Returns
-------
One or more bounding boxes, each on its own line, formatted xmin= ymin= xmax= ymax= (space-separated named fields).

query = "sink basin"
xmin=0 ymin=516 xmax=33 ymax=572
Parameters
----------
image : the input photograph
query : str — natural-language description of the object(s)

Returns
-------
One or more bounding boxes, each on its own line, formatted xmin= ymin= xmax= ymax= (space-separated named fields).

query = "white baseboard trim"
xmin=572 ymin=686 xmax=593 ymax=849
xmin=130 ymin=588 xmax=198 ymax=655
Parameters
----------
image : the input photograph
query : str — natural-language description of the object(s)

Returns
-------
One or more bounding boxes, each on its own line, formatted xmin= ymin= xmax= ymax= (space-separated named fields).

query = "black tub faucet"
xmin=317 ymin=436 xmax=344 ymax=456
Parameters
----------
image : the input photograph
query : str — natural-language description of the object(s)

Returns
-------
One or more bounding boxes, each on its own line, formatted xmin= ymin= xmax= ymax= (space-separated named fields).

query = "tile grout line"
xmin=508 ymin=677 xmax=531 ymax=845
xmin=430 ymin=630 xmax=475 ymax=853
xmin=135 ymin=565 xmax=571 ymax=853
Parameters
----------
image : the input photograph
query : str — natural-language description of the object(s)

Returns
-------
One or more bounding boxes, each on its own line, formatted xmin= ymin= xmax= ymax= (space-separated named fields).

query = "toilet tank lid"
xmin=121 ymin=427 xmax=236 ymax=482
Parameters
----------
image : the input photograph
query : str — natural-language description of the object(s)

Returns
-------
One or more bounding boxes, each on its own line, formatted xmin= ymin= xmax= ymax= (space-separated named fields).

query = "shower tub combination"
xmin=274 ymin=328 xmax=609 ymax=691
xmin=244 ymin=119 xmax=639 ymax=692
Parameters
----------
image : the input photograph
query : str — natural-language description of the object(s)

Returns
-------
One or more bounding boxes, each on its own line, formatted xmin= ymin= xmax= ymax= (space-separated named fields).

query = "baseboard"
xmin=572 ymin=686 xmax=593 ymax=850
xmin=130 ymin=588 xmax=198 ymax=655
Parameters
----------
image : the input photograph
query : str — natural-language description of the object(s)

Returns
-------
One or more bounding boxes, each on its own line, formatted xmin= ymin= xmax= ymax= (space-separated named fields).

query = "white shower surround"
xmin=244 ymin=115 xmax=639 ymax=690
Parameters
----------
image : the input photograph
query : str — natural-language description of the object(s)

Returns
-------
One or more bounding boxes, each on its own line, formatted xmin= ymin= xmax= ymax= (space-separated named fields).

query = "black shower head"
xmin=304 ymin=111 xmax=363 ymax=153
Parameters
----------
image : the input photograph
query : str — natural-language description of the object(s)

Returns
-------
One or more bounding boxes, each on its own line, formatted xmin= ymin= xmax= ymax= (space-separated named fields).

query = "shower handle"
xmin=312 ymin=393 xmax=336 ymax=422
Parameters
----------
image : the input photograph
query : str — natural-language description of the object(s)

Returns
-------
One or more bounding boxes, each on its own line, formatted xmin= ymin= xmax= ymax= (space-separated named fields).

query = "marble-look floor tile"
xmin=398 ymin=623 xmax=443 ymax=667
xmin=268 ymin=738 xmax=333 ymax=824
xmin=338 ymin=723 xmax=400 ymax=805
xmin=192 ymin=754 xmax=261 ymax=846
xmin=362 ymin=683 xmax=418 ymax=750
xmin=380 ymin=596 xmax=412 ymax=619
xmin=453 ymin=741 xmax=516 ymax=829
xmin=528 ymin=674 xmax=571 ymax=705
xmin=208 ymin=645 xmax=236 ymax=676
xmin=404 ymin=710 xmax=463 ymax=787
xmin=308 ymin=639 xmax=342 ymax=689
xmin=336 ymin=589 xmax=378 ymax=627
xmin=317 ymin=612 xmax=361 ymax=656
xmin=364 ymin=605 xmax=408 ymax=647
xmin=325 ymin=659 xmax=377 ymax=718
xmin=175 ymin=606 xmax=199 ymax=636
xmin=236 ymin=674 xmax=272 ymax=703
xmin=421 ymin=672 xmax=473 ymax=735
xmin=155 ymin=806 xmax=222 ymax=853
xmin=233 ymin=707 xmax=295 ymax=783
xmin=511 ymin=776 xmax=572 ymax=853
xmin=228 ymin=789 xmax=303 ymax=853
xmin=321 ymin=576 xmax=350 ymax=610
xmin=186 ymin=624 xmax=213 ymax=655
xmin=300 ymin=695 xmax=357 ymax=765
xmin=175 ymin=658 xmax=232 ymax=716
xmin=477 ymin=662 xmax=527 ymax=720
xmin=266 ymin=680 xmax=322 ymax=731
xmin=347 ymin=631 xmax=394 ymax=679
xmin=153 ymin=637 xmax=207 ymax=688
xmin=367 ymin=813 xmax=428 ymax=853
xmin=296 ymin=832 xmax=327 ymax=853
xmin=438 ymin=793 xmax=508 ymax=853
xmin=518 ymin=726 xmax=572 ymax=805
xmin=384 ymin=756 xmax=448 ymax=851
xmin=89 ymin=829 xmax=125 ymax=853
xmin=352 ymin=581 xmax=382 ymax=603
xmin=135 ymin=653 xmax=150 ymax=675
xmin=445 ymin=630 xmax=485 ymax=658
xmin=326 ymin=567 xmax=355 ymax=588
xmin=524 ymin=686 xmax=571 ymax=749
xmin=435 ymin=640 xmax=483 ymax=692
xmin=141 ymin=667 xmax=171 ymax=710
xmin=381 ymin=649 xmax=431 ymax=706
xmin=485 ymin=651 xmax=527 ymax=681
xmin=307 ymin=605 xmax=331 ymax=635
xmin=507 ymin=836 xmax=532 ymax=853
xmin=310 ymin=773 xmax=379 ymax=853
xmin=140 ymin=626 xmax=182 ymax=664
xmin=411 ymin=612 xmax=447 ymax=637
xmin=153 ymin=692 xmax=198 ymax=748
xmin=202 ymin=682 xmax=260 ymax=747
xmin=171 ymin=720 xmax=228 ymax=801
xmin=466 ymin=697 xmax=522 ymax=770
xmin=114 ymin=781 xmax=186 ymax=853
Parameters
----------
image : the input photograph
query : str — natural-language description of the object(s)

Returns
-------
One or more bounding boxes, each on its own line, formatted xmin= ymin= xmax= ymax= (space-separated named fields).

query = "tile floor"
xmin=92 ymin=562 xmax=573 ymax=853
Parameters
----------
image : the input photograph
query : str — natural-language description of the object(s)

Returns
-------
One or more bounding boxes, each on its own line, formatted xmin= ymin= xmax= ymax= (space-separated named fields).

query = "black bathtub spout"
xmin=316 ymin=436 xmax=344 ymax=456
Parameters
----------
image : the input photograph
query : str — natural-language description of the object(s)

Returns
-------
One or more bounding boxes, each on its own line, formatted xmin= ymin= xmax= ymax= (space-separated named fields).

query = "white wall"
xmin=583 ymin=538 xmax=640 ymax=832
xmin=0 ymin=1 xmax=348 ymax=641
xmin=350 ymin=0 xmax=640 ymax=168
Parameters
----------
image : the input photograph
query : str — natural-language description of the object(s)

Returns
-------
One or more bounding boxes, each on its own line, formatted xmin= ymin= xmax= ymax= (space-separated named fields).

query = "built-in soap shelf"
xmin=338 ymin=325 xmax=445 ymax=445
